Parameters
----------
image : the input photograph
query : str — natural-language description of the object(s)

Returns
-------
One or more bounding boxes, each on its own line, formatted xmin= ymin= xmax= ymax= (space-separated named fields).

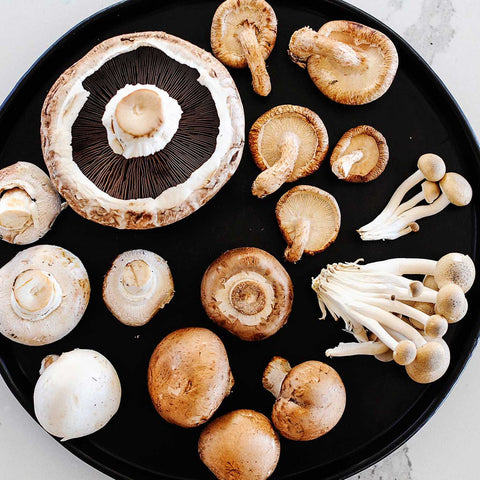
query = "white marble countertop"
xmin=0 ymin=1 xmax=479 ymax=479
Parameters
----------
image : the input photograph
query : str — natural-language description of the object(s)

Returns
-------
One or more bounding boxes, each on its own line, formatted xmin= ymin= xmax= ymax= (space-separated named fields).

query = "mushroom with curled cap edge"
xmin=103 ymin=249 xmax=174 ymax=326
xmin=0 ymin=245 xmax=90 ymax=346
xmin=0 ymin=162 xmax=65 ymax=245
xmin=276 ymin=185 xmax=341 ymax=263
xmin=330 ymin=125 xmax=389 ymax=182
xmin=34 ymin=349 xmax=121 ymax=441
xmin=148 ymin=328 xmax=234 ymax=428
xmin=211 ymin=0 xmax=277 ymax=96
xmin=198 ymin=409 xmax=280 ymax=480
xmin=201 ymin=247 xmax=293 ymax=341
xmin=41 ymin=31 xmax=244 ymax=230
xmin=249 ymin=105 xmax=329 ymax=197
xmin=263 ymin=357 xmax=346 ymax=441
xmin=288 ymin=21 xmax=399 ymax=105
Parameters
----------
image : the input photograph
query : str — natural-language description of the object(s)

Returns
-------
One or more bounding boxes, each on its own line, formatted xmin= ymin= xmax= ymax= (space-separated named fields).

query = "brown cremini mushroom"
xmin=201 ymin=247 xmax=293 ymax=341
xmin=276 ymin=185 xmax=341 ymax=263
xmin=198 ymin=409 xmax=280 ymax=480
xmin=288 ymin=21 xmax=399 ymax=105
xmin=263 ymin=357 xmax=346 ymax=441
xmin=211 ymin=0 xmax=277 ymax=96
xmin=249 ymin=105 xmax=329 ymax=197
xmin=330 ymin=125 xmax=388 ymax=182
xmin=148 ymin=327 xmax=234 ymax=428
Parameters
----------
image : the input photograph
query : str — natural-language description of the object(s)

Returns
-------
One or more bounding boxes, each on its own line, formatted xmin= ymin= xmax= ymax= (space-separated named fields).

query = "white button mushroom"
xmin=33 ymin=349 xmax=121 ymax=441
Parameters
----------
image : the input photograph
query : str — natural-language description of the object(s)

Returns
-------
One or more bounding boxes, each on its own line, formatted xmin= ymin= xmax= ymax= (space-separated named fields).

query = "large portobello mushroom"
xmin=41 ymin=32 xmax=244 ymax=229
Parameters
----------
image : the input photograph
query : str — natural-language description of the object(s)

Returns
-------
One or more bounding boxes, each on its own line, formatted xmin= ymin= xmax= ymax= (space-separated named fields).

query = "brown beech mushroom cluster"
xmin=288 ymin=21 xmax=398 ymax=105
xmin=263 ymin=357 xmax=346 ymax=441
xmin=103 ymin=249 xmax=174 ymax=326
xmin=312 ymin=252 xmax=475 ymax=383
xmin=211 ymin=0 xmax=277 ymax=96
xmin=201 ymin=247 xmax=293 ymax=341
xmin=330 ymin=125 xmax=389 ymax=182
xmin=250 ymin=105 xmax=329 ymax=197
xmin=148 ymin=328 xmax=234 ymax=427
xmin=358 ymin=154 xmax=472 ymax=240
xmin=276 ymin=185 xmax=341 ymax=263
xmin=198 ymin=409 xmax=280 ymax=480
xmin=0 ymin=162 xmax=64 ymax=245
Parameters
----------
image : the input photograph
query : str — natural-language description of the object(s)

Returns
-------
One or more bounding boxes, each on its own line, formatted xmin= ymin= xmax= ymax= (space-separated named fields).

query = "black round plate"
xmin=0 ymin=1 xmax=479 ymax=479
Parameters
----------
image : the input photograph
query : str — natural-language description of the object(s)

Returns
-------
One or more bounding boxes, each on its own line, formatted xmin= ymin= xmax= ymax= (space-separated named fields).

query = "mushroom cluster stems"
xmin=358 ymin=154 xmax=472 ymax=241
xmin=252 ymin=132 xmax=300 ymax=198
xmin=238 ymin=23 xmax=271 ymax=96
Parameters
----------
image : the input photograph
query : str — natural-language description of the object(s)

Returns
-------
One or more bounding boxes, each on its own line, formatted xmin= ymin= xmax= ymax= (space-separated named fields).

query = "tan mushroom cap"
xmin=250 ymin=105 xmax=329 ymax=182
xmin=296 ymin=21 xmax=398 ymax=105
xmin=0 ymin=162 xmax=63 ymax=245
xmin=330 ymin=125 xmax=388 ymax=182
xmin=103 ymin=249 xmax=174 ymax=326
xmin=198 ymin=409 xmax=280 ymax=480
xmin=439 ymin=172 xmax=473 ymax=206
xmin=276 ymin=185 xmax=341 ymax=261
xmin=417 ymin=153 xmax=446 ymax=182
xmin=435 ymin=283 xmax=468 ymax=323
xmin=405 ymin=339 xmax=450 ymax=384
xmin=201 ymin=247 xmax=293 ymax=341
xmin=148 ymin=328 xmax=234 ymax=428
xmin=434 ymin=252 xmax=475 ymax=293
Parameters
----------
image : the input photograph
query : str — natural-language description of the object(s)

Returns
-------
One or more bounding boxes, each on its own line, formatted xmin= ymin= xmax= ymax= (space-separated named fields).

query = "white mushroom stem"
xmin=326 ymin=341 xmax=389 ymax=358
xmin=121 ymin=259 xmax=155 ymax=299
xmin=331 ymin=150 xmax=364 ymax=179
xmin=392 ymin=181 xmax=440 ymax=217
xmin=252 ymin=132 xmax=300 ymax=198
xmin=363 ymin=258 xmax=436 ymax=276
xmin=238 ymin=24 xmax=271 ymax=96
xmin=0 ymin=188 xmax=35 ymax=230
xmin=284 ymin=218 xmax=310 ymax=263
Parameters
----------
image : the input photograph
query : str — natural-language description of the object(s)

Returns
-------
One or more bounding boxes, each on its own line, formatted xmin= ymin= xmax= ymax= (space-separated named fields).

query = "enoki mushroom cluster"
xmin=312 ymin=253 xmax=475 ymax=383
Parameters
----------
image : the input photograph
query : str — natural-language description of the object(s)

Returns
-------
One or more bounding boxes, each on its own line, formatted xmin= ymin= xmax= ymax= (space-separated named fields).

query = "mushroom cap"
xmin=262 ymin=356 xmax=292 ymax=397
xmin=148 ymin=327 xmax=234 ymax=427
xmin=439 ymin=172 xmax=473 ymax=206
xmin=435 ymin=283 xmax=468 ymax=323
xmin=198 ymin=409 xmax=280 ymax=480
xmin=306 ymin=21 xmax=398 ymax=105
xmin=0 ymin=245 xmax=90 ymax=346
xmin=276 ymin=185 xmax=341 ymax=255
xmin=393 ymin=340 xmax=417 ymax=365
xmin=33 ymin=349 xmax=121 ymax=440
xmin=405 ymin=339 xmax=450 ymax=384
xmin=425 ymin=315 xmax=448 ymax=338
xmin=417 ymin=153 xmax=446 ymax=182
xmin=422 ymin=181 xmax=441 ymax=203
xmin=201 ymin=247 xmax=293 ymax=341
xmin=434 ymin=252 xmax=475 ymax=293
xmin=249 ymin=105 xmax=329 ymax=182
xmin=271 ymin=360 xmax=346 ymax=441
xmin=330 ymin=125 xmax=388 ymax=182
xmin=0 ymin=162 xmax=63 ymax=245
xmin=210 ymin=0 xmax=277 ymax=68
xmin=103 ymin=249 xmax=174 ymax=326
xmin=41 ymin=32 xmax=244 ymax=230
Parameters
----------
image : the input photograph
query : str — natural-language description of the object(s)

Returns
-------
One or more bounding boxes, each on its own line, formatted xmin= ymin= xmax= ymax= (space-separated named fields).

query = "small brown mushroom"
xmin=148 ymin=328 xmax=234 ymax=428
xmin=434 ymin=252 xmax=476 ymax=293
xmin=276 ymin=185 xmax=341 ymax=263
xmin=211 ymin=0 xmax=277 ymax=96
xmin=263 ymin=357 xmax=346 ymax=441
xmin=288 ymin=21 xmax=399 ymax=105
xmin=201 ymin=247 xmax=293 ymax=341
xmin=198 ymin=409 xmax=280 ymax=480
xmin=435 ymin=283 xmax=468 ymax=323
xmin=330 ymin=125 xmax=388 ymax=182
xmin=249 ymin=105 xmax=329 ymax=197
xmin=405 ymin=338 xmax=450 ymax=384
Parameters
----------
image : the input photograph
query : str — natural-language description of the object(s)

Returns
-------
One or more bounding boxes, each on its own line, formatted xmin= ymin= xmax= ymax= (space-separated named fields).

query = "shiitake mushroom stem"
xmin=331 ymin=150 xmax=363 ymax=179
xmin=284 ymin=218 xmax=310 ymax=263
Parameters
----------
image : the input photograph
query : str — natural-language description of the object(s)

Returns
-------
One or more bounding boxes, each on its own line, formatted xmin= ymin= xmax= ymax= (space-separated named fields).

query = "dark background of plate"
xmin=0 ymin=0 xmax=479 ymax=479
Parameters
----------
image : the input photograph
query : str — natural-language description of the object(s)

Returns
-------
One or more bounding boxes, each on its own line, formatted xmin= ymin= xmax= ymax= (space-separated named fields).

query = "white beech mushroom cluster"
xmin=358 ymin=153 xmax=472 ymax=241
xmin=312 ymin=253 xmax=475 ymax=383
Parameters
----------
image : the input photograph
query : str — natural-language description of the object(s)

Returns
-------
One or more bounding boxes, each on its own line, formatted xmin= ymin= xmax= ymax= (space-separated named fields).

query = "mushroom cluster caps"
xmin=0 ymin=245 xmax=90 ymax=346
xmin=263 ymin=357 xmax=346 ymax=441
xmin=249 ymin=105 xmax=329 ymax=197
xmin=34 ymin=349 xmax=121 ymax=441
xmin=103 ymin=249 xmax=174 ymax=326
xmin=41 ymin=31 xmax=244 ymax=230
xmin=198 ymin=409 xmax=280 ymax=480
xmin=211 ymin=0 xmax=277 ymax=96
xmin=288 ymin=21 xmax=399 ymax=105
xmin=330 ymin=125 xmax=389 ymax=182
xmin=276 ymin=185 xmax=341 ymax=263
xmin=0 ymin=162 xmax=64 ymax=245
xmin=201 ymin=247 xmax=293 ymax=341
xmin=148 ymin=328 xmax=234 ymax=427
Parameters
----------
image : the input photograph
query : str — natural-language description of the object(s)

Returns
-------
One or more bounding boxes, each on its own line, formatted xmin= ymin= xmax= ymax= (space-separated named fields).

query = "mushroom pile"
xmin=358 ymin=154 xmax=472 ymax=240
xmin=312 ymin=252 xmax=475 ymax=383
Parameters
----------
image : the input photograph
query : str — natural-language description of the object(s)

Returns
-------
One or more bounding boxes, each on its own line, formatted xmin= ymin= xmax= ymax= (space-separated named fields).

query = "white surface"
xmin=0 ymin=1 xmax=479 ymax=479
